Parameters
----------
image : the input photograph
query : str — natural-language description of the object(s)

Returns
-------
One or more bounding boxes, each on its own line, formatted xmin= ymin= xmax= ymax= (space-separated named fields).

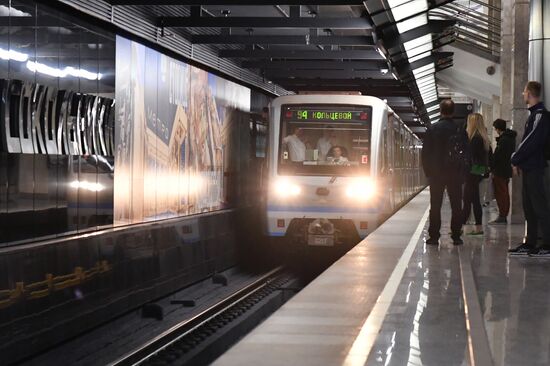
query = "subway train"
xmin=265 ymin=94 xmax=424 ymax=249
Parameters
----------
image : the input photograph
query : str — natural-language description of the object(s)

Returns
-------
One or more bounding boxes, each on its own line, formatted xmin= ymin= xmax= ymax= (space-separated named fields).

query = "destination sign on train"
xmin=284 ymin=108 xmax=370 ymax=122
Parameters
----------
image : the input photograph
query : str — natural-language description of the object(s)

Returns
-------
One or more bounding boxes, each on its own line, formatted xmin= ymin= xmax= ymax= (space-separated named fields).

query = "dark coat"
xmin=422 ymin=118 xmax=468 ymax=179
xmin=469 ymin=133 xmax=489 ymax=168
xmin=491 ymin=129 xmax=517 ymax=178
xmin=511 ymin=102 xmax=550 ymax=171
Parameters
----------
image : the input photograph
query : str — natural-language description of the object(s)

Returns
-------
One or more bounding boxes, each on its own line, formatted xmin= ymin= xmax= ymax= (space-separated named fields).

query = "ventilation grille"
xmin=58 ymin=0 xmax=291 ymax=96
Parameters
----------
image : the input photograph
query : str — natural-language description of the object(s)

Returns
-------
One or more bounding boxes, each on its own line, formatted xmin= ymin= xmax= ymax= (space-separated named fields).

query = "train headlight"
xmin=346 ymin=178 xmax=376 ymax=201
xmin=273 ymin=178 xmax=301 ymax=197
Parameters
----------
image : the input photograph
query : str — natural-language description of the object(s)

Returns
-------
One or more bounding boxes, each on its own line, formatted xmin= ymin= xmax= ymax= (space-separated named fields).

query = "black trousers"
xmin=428 ymin=177 xmax=463 ymax=239
xmin=462 ymin=174 xmax=483 ymax=225
xmin=522 ymin=168 xmax=550 ymax=247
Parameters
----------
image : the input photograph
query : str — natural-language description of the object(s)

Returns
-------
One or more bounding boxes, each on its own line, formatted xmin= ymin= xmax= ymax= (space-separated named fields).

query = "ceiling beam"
xmin=242 ymin=60 xmax=387 ymax=69
xmin=282 ymin=85 xmax=411 ymax=96
xmin=110 ymin=0 xmax=364 ymax=4
xmin=271 ymin=78 xmax=404 ymax=86
xmin=263 ymin=69 xmax=388 ymax=79
xmin=191 ymin=35 xmax=375 ymax=45
xmin=383 ymin=20 xmax=456 ymax=50
xmin=219 ymin=49 xmax=382 ymax=59
xmin=395 ymin=52 xmax=453 ymax=77
xmin=159 ymin=16 xmax=373 ymax=29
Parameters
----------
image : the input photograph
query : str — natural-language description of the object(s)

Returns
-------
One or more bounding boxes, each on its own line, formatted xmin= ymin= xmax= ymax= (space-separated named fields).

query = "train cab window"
xmin=279 ymin=104 xmax=372 ymax=176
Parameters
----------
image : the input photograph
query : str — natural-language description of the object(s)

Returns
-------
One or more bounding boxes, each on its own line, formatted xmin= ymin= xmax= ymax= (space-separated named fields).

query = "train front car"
xmin=266 ymin=95 xmax=388 ymax=249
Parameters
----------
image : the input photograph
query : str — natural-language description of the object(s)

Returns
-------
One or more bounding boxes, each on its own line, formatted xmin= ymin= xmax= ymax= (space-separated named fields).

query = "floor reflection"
xmin=366 ymin=236 xmax=468 ymax=366
xmin=367 ymin=201 xmax=550 ymax=366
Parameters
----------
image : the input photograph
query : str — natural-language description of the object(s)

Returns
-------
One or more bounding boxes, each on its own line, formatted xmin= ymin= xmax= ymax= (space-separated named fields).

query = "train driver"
xmin=283 ymin=126 xmax=306 ymax=162
xmin=331 ymin=146 xmax=349 ymax=164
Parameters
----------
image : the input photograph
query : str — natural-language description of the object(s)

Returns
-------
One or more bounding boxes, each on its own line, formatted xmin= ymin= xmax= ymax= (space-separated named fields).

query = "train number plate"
xmin=308 ymin=235 xmax=334 ymax=247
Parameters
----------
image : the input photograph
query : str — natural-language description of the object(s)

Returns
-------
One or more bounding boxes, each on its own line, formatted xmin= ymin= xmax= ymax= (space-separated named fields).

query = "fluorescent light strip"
xmin=391 ymin=0 xmax=428 ymax=22
xmin=423 ymin=91 xmax=438 ymax=98
xmin=404 ymin=34 xmax=431 ymax=52
xmin=0 ymin=47 xmax=101 ymax=80
xmin=0 ymin=48 xmax=28 ymax=62
xmin=414 ymin=69 xmax=435 ymax=79
xmin=420 ymin=86 xmax=437 ymax=93
xmin=420 ymin=91 xmax=436 ymax=98
xmin=396 ymin=14 xmax=427 ymax=34
xmin=388 ymin=0 xmax=410 ymax=7
xmin=26 ymin=61 xmax=102 ymax=80
xmin=412 ymin=63 xmax=435 ymax=77
xmin=416 ymin=78 xmax=435 ymax=88
xmin=409 ymin=50 xmax=431 ymax=63
xmin=418 ymin=85 xmax=435 ymax=92
xmin=407 ymin=44 xmax=432 ymax=60
xmin=417 ymin=81 xmax=435 ymax=90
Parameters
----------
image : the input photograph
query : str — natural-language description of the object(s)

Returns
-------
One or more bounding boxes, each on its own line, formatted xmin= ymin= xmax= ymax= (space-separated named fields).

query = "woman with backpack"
xmin=462 ymin=113 xmax=491 ymax=235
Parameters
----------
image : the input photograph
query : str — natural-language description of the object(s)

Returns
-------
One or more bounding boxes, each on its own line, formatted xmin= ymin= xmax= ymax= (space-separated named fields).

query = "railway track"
xmin=109 ymin=266 xmax=295 ymax=366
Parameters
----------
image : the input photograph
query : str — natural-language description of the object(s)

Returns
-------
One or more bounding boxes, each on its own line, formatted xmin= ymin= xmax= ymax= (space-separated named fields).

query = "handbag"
xmin=471 ymin=164 xmax=488 ymax=176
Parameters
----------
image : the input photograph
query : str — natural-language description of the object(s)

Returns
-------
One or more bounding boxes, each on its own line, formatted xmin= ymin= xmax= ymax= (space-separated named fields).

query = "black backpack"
xmin=533 ymin=109 xmax=550 ymax=161
xmin=445 ymin=126 xmax=471 ymax=176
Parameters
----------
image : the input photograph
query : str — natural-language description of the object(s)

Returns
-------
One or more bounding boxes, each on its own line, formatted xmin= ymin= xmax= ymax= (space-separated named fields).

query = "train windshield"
xmin=278 ymin=104 xmax=372 ymax=176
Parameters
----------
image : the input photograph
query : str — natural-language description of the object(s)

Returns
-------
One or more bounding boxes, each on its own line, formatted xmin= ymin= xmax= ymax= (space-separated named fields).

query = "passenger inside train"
xmin=279 ymin=107 xmax=371 ymax=175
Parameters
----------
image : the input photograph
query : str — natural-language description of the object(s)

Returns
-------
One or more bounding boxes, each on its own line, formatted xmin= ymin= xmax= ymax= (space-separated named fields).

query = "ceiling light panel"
xmin=413 ymin=62 xmax=434 ymax=75
xmin=388 ymin=0 xmax=411 ymax=7
xmin=391 ymin=0 xmax=428 ymax=22
xmin=408 ymin=50 xmax=431 ymax=63
xmin=418 ymin=84 xmax=435 ymax=92
xmin=404 ymin=34 xmax=431 ymax=51
xmin=396 ymin=14 xmax=427 ymax=34
xmin=404 ymin=34 xmax=433 ymax=60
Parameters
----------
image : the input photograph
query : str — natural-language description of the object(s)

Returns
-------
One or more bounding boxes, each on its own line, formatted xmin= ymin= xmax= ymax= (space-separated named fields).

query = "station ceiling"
xmin=105 ymin=0 xmax=500 ymax=129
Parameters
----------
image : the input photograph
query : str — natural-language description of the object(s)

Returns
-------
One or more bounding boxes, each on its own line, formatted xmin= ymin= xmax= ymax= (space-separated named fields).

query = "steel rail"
xmin=109 ymin=266 xmax=286 ymax=366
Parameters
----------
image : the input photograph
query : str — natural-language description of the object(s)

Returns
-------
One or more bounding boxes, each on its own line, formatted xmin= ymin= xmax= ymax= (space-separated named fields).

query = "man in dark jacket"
xmin=509 ymin=81 xmax=550 ymax=257
xmin=422 ymin=99 xmax=466 ymax=246
xmin=489 ymin=119 xmax=517 ymax=224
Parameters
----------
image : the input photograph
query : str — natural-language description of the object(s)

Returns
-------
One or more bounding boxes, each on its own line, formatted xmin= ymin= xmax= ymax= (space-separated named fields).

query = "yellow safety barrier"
xmin=0 ymin=261 xmax=111 ymax=310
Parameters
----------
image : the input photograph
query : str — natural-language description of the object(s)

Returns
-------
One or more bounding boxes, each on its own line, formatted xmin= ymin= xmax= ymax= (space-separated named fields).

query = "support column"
xmin=509 ymin=0 xmax=531 ymax=224
xmin=527 ymin=0 xmax=550 ymax=205
xmin=500 ymin=0 xmax=513 ymax=121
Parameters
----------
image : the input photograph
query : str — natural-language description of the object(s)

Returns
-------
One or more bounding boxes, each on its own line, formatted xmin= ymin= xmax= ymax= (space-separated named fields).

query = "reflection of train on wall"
xmin=266 ymin=95 xmax=424 ymax=248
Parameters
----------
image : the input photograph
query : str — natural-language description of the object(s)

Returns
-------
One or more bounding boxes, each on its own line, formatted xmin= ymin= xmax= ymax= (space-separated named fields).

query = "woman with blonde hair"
xmin=462 ymin=113 xmax=491 ymax=235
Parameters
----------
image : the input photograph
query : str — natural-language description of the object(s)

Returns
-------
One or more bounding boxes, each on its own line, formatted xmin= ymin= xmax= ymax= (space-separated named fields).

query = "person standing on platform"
xmin=462 ymin=113 xmax=491 ymax=235
xmin=489 ymin=119 xmax=517 ymax=224
xmin=508 ymin=81 xmax=550 ymax=257
xmin=422 ymin=99 xmax=469 ymax=246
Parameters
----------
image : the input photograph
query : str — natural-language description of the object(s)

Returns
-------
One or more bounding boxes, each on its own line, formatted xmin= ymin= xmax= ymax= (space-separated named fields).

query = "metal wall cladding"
xmin=0 ymin=0 xmax=116 ymax=246
xmin=0 ymin=209 xmax=249 ymax=364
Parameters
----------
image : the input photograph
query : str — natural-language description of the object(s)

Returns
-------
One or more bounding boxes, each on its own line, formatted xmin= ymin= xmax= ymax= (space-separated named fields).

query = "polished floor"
xmin=214 ymin=188 xmax=550 ymax=366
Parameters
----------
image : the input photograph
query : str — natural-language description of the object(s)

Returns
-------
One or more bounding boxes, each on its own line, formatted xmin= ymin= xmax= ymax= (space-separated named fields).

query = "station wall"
xmin=114 ymin=36 xmax=251 ymax=225
xmin=0 ymin=0 xmax=116 ymax=245
xmin=0 ymin=1 xmax=260 ymax=246
xmin=0 ymin=1 xmax=269 ymax=362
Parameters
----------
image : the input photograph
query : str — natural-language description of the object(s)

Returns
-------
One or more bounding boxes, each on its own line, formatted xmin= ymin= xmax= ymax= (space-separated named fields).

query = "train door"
xmin=393 ymin=121 xmax=402 ymax=204
xmin=386 ymin=114 xmax=395 ymax=210
xmin=381 ymin=115 xmax=392 ymax=213
xmin=403 ymin=133 xmax=412 ymax=197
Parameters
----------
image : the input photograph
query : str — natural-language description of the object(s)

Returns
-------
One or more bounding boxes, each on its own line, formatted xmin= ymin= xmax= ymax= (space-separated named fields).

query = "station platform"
xmin=214 ymin=188 xmax=550 ymax=366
